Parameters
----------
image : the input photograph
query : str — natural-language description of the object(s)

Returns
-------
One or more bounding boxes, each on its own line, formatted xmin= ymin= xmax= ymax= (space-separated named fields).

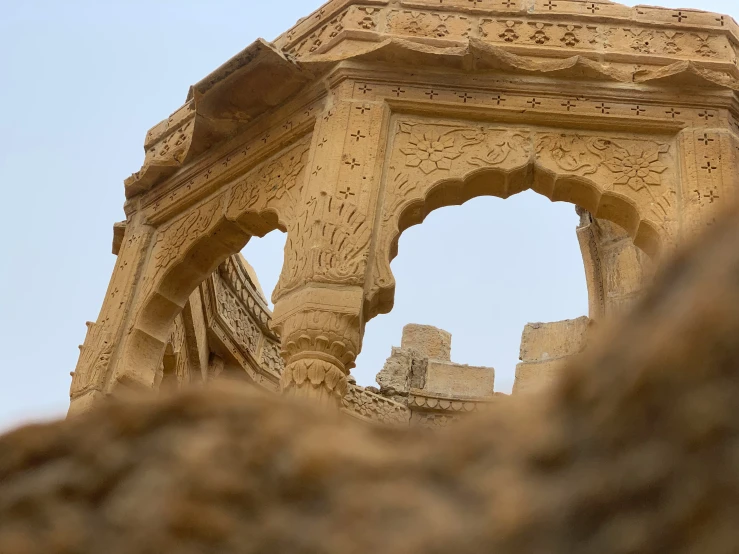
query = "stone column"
xmin=678 ymin=128 xmax=738 ymax=239
xmin=69 ymin=214 xmax=155 ymax=416
xmin=272 ymin=285 xmax=363 ymax=407
xmin=269 ymin=80 xmax=389 ymax=407
xmin=576 ymin=209 xmax=654 ymax=320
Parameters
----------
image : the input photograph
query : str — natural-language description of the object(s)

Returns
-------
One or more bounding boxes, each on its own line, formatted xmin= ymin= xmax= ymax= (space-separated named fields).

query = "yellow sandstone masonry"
xmin=70 ymin=0 xmax=739 ymax=414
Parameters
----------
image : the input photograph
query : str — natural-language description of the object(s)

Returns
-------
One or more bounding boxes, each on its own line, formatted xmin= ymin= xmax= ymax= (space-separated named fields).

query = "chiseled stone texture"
xmin=70 ymin=0 xmax=739 ymax=411
xmin=425 ymin=361 xmax=495 ymax=399
xmin=401 ymin=324 xmax=452 ymax=362
xmin=519 ymin=317 xmax=591 ymax=363
xmin=515 ymin=317 xmax=591 ymax=395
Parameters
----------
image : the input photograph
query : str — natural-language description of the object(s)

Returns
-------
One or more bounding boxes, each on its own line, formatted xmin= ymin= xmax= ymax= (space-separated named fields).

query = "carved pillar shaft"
xmin=269 ymin=81 xmax=388 ymax=407
xmin=272 ymin=286 xmax=363 ymax=407
xmin=678 ymin=128 xmax=738 ymax=239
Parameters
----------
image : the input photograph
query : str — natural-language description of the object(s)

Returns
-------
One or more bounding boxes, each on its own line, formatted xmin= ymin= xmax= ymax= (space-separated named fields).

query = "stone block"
xmin=376 ymin=346 xmax=428 ymax=396
xmin=519 ymin=317 xmax=590 ymax=363
xmin=513 ymin=359 xmax=566 ymax=395
xmin=376 ymin=347 xmax=413 ymax=394
xmin=425 ymin=361 xmax=494 ymax=399
xmin=401 ymin=324 xmax=451 ymax=361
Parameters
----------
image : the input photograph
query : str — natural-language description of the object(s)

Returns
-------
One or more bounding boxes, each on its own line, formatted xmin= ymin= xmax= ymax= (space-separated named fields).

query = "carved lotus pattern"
xmin=401 ymin=127 xmax=461 ymax=174
xmin=604 ymin=149 xmax=668 ymax=192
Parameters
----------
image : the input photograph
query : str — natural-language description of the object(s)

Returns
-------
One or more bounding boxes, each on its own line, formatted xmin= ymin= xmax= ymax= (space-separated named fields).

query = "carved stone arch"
xmin=101 ymin=134 xmax=315 ymax=398
xmin=71 ymin=0 xmax=739 ymax=415
xmin=366 ymin=120 xmax=677 ymax=320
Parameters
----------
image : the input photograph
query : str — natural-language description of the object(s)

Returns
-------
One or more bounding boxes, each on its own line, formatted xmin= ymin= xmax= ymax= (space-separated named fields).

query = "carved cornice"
xmin=125 ymin=40 xmax=320 ymax=201
xmin=275 ymin=0 xmax=739 ymax=57
xmin=125 ymin=0 xmax=739 ymax=209
xmin=218 ymin=256 xmax=277 ymax=340
xmin=201 ymin=269 xmax=281 ymax=390
xmin=342 ymin=383 xmax=411 ymax=424
xmin=408 ymin=389 xmax=497 ymax=413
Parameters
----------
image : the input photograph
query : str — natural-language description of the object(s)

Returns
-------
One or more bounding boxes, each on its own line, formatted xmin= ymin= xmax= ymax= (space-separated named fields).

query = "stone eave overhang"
xmin=124 ymin=39 xmax=321 ymax=200
xmin=124 ymin=0 xmax=739 ymax=204
xmin=274 ymin=0 xmax=739 ymax=52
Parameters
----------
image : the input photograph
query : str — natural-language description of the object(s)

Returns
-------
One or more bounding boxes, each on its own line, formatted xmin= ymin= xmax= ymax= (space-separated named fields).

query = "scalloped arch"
xmin=366 ymin=161 xmax=663 ymax=321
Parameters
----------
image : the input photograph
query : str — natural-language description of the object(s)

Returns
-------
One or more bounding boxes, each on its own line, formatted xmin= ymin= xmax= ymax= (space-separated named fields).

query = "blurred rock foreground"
xmin=4 ymin=208 xmax=739 ymax=553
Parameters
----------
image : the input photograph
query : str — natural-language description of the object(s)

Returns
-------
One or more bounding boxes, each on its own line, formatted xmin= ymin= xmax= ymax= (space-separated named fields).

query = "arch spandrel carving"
xmin=70 ymin=0 xmax=739 ymax=414
xmin=366 ymin=116 xmax=679 ymax=318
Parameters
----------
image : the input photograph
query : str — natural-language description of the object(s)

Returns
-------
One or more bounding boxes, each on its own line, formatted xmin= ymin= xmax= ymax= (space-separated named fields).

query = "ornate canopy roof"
xmin=125 ymin=0 xmax=739 ymax=199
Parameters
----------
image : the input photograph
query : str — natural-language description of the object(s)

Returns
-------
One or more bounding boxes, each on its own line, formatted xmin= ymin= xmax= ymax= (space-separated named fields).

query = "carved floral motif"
xmin=261 ymin=340 xmax=284 ymax=376
xmin=342 ymin=385 xmax=410 ymax=425
xmin=229 ymin=136 xmax=310 ymax=219
xmin=214 ymin=276 xmax=260 ymax=357
xmin=400 ymin=125 xmax=461 ymax=174
xmin=153 ymin=197 xmax=221 ymax=273
xmin=536 ymin=134 xmax=672 ymax=195
xmin=535 ymin=134 xmax=610 ymax=175
xmin=604 ymin=147 xmax=669 ymax=192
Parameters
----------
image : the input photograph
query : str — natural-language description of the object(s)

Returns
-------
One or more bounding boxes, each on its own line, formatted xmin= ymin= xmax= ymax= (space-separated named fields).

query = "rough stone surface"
xmin=519 ymin=317 xmax=591 ymax=363
xmin=425 ymin=361 xmax=495 ymax=399
xmin=513 ymin=359 xmax=566 ymax=395
xmin=375 ymin=346 xmax=416 ymax=395
xmin=7 ymin=204 xmax=739 ymax=552
xmin=401 ymin=324 xmax=452 ymax=362
xmin=378 ymin=325 xmax=494 ymax=421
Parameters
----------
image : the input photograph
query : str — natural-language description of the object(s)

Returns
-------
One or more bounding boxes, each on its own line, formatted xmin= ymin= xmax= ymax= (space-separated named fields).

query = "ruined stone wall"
xmin=513 ymin=317 xmax=591 ymax=395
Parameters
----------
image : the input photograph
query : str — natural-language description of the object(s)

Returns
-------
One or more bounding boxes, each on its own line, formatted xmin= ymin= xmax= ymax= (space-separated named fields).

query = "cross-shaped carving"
xmin=425 ymin=90 xmax=439 ymax=99
xmin=339 ymin=187 xmax=356 ymax=199
xmin=562 ymin=100 xmax=576 ymax=111
xmin=317 ymin=137 xmax=328 ymax=148
xmin=631 ymin=105 xmax=646 ymax=116
xmin=704 ymin=189 xmax=720 ymax=203
xmin=261 ymin=134 xmax=270 ymax=144
xmin=665 ymin=108 xmax=681 ymax=118
xmin=468 ymin=0 xmax=483 ymax=4
xmin=345 ymin=158 xmax=361 ymax=169
xmin=716 ymin=15 xmax=725 ymax=26
xmin=493 ymin=94 xmax=506 ymax=105
xmin=699 ymin=133 xmax=715 ymax=146
xmin=351 ymin=130 xmax=367 ymax=142
xmin=701 ymin=159 xmax=717 ymax=174
xmin=587 ymin=2 xmax=599 ymax=13
xmin=528 ymin=98 xmax=542 ymax=108
xmin=358 ymin=84 xmax=372 ymax=94
xmin=672 ymin=11 xmax=687 ymax=22
xmin=312 ymin=166 xmax=323 ymax=176
xmin=459 ymin=93 xmax=473 ymax=103
xmin=544 ymin=0 xmax=557 ymax=9
xmin=698 ymin=110 xmax=715 ymax=121
xmin=391 ymin=87 xmax=406 ymax=97
xmin=356 ymin=104 xmax=371 ymax=115
xmin=502 ymin=0 xmax=515 ymax=6
xmin=595 ymin=102 xmax=610 ymax=114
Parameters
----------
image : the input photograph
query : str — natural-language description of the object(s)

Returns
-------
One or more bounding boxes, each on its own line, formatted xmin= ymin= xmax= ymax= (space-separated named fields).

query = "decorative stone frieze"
xmin=70 ymin=0 xmax=739 ymax=414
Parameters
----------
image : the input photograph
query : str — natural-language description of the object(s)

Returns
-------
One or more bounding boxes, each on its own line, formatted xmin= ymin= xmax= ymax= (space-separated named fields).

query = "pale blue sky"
xmin=1 ymin=0 xmax=736 ymax=432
